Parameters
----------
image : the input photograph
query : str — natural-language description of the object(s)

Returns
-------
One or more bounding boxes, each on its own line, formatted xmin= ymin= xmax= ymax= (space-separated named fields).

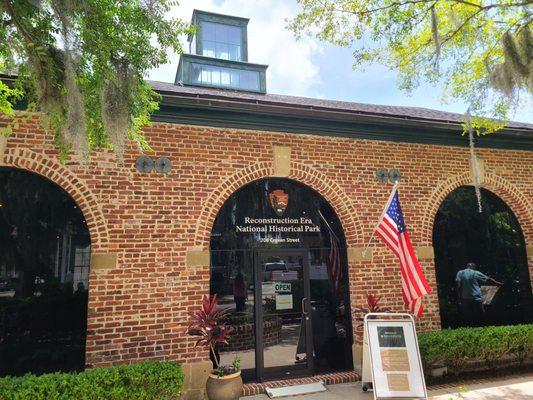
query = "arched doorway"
xmin=433 ymin=186 xmax=532 ymax=328
xmin=210 ymin=178 xmax=352 ymax=382
xmin=0 ymin=167 xmax=91 ymax=376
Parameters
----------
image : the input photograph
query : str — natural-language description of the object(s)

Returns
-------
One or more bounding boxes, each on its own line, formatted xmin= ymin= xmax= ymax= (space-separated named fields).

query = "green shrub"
xmin=0 ymin=361 xmax=184 ymax=400
xmin=418 ymin=324 xmax=533 ymax=374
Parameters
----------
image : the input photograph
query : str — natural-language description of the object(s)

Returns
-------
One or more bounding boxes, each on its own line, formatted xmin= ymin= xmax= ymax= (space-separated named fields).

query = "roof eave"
xmin=153 ymin=90 xmax=533 ymax=151
xmin=155 ymin=89 xmax=531 ymax=136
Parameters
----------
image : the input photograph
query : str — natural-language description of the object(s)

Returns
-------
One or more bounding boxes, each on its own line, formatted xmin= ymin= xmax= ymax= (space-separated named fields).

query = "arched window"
xmin=210 ymin=178 xmax=352 ymax=382
xmin=433 ymin=186 xmax=532 ymax=328
xmin=0 ymin=168 xmax=91 ymax=376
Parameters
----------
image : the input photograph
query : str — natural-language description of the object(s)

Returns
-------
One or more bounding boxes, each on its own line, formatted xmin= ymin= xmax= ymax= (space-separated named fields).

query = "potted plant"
xmin=353 ymin=294 xmax=391 ymax=333
xmin=186 ymin=294 xmax=243 ymax=400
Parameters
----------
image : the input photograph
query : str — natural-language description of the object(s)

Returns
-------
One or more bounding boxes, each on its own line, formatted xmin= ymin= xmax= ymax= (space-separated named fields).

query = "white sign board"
xmin=480 ymin=285 xmax=499 ymax=305
xmin=364 ymin=314 xmax=427 ymax=399
xmin=262 ymin=282 xmax=276 ymax=295
xmin=275 ymin=294 xmax=293 ymax=310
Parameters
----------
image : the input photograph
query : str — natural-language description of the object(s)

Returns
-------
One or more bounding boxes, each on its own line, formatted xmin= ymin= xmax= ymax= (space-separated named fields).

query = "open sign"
xmin=275 ymin=282 xmax=291 ymax=293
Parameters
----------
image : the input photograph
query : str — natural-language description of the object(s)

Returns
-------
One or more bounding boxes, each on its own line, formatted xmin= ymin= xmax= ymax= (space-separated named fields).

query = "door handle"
xmin=301 ymin=297 xmax=307 ymax=316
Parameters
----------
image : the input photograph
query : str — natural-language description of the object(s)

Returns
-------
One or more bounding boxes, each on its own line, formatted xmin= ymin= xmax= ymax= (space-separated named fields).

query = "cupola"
xmin=176 ymin=10 xmax=268 ymax=93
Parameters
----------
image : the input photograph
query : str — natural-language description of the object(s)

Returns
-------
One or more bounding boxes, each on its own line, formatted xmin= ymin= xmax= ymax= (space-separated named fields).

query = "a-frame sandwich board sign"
xmin=361 ymin=313 xmax=427 ymax=400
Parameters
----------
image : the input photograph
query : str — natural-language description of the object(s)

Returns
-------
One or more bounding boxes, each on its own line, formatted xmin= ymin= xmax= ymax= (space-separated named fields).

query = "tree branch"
xmin=437 ymin=7 xmax=484 ymax=49
xmin=450 ymin=0 xmax=533 ymax=9
xmin=329 ymin=0 xmax=533 ymax=17
xmin=1 ymin=0 xmax=38 ymax=44
xmin=516 ymin=17 xmax=532 ymax=33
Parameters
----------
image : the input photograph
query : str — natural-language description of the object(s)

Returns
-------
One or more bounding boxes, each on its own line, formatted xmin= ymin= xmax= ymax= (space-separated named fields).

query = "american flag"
xmin=374 ymin=189 xmax=431 ymax=317
xmin=319 ymin=210 xmax=341 ymax=294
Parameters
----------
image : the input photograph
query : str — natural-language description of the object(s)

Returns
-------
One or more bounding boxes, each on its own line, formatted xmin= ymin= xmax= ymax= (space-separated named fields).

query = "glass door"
xmin=254 ymin=249 xmax=313 ymax=381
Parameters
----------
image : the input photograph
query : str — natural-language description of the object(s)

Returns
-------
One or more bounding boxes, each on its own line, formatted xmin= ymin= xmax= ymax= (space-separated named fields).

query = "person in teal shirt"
xmin=456 ymin=262 xmax=502 ymax=326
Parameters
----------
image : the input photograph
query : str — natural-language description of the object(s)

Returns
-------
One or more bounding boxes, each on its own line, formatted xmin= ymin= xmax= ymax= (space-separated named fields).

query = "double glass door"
xmin=254 ymin=249 xmax=313 ymax=381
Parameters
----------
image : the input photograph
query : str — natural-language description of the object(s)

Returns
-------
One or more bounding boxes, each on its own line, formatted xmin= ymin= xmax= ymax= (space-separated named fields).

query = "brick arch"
xmin=418 ymin=171 xmax=533 ymax=244
xmin=193 ymin=161 xmax=364 ymax=248
xmin=1 ymin=148 xmax=109 ymax=251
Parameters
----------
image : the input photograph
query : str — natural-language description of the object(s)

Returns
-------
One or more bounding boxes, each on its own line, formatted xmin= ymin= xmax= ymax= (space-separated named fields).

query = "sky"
xmin=148 ymin=0 xmax=533 ymax=124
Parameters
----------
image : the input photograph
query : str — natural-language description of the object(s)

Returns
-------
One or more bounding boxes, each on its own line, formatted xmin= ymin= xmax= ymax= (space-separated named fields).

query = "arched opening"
xmin=0 ymin=167 xmax=91 ymax=376
xmin=433 ymin=186 xmax=532 ymax=328
xmin=210 ymin=178 xmax=352 ymax=382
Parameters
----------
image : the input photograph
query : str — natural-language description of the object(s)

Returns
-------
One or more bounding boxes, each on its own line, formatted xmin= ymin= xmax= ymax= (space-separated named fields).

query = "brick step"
xmin=242 ymin=370 xmax=359 ymax=397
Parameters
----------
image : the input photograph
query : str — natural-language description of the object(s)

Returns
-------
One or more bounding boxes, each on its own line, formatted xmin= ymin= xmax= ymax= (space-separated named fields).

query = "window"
xmin=177 ymin=54 xmax=267 ymax=93
xmin=201 ymin=21 xmax=243 ymax=61
xmin=433 ymin=186 xmax=532 ymax=328
xmin=0 ymin=167 xmax=91 ymax=376
xmin=191 ymin=62 xmax=260 ymax=91
xmin=71 ymin=242 xmax=91 ymax=292
xmin=210 ymin=178 xmax=354 ymax=381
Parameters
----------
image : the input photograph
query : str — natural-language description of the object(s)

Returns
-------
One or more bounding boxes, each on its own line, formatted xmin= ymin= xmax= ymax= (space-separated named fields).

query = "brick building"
xmin=0 ymin=9 xmax=532 ymax=400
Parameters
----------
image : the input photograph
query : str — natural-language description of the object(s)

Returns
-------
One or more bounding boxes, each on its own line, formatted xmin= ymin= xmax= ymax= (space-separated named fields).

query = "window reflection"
xmin=191 ymin=62 xmax=260 ymax=91
xmin=210 ymin=178 xmax=353 ymax=380
xmin=211 ymin=250 xmax=256 ymax=371
xmin=259 ymin=253 xmax=307 ymax=371
xmin=201 ymin=21 xmax=242 ymax=61
xmin=0 ymin=168 xmax=90 ymax=376
xmin=309 ymin=249 xmax=351 ymax=372
xmin=433 ymin=186 xmax=532 ymax=328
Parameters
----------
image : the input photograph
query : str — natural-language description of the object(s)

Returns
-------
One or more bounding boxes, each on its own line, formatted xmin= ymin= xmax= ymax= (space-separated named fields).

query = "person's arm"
xmin=487 ymin=276 xmax=503 ymax=286
xmin=476 ymin=271 xmax=502 ymax=286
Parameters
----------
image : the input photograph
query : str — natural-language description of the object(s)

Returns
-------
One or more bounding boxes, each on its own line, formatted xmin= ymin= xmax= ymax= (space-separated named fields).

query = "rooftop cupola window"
xmin=200 ymin=20 xmax=244 ymax=61
xmin=176 ymin=10 xmax=268 ymax=93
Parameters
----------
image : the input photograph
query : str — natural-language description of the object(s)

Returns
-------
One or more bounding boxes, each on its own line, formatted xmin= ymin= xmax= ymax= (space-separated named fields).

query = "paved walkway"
xmin=430 ymin=375 xmax=532 ymax=400
xmin=241 ymin=374 xmax=533 ymax=399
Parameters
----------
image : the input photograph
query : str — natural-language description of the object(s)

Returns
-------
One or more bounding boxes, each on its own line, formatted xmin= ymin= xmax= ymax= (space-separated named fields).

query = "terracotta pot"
xmin=205 ymin=370 xmax=243 ymax=400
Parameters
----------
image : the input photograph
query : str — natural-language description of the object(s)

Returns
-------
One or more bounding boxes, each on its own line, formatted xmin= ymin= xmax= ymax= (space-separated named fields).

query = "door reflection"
xmin=260 ymin=253 xmax=309 ymax=372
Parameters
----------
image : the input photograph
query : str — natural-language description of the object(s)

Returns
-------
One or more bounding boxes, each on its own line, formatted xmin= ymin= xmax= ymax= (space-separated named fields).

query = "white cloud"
xmin=147 ymin=0 xmax=323 ymax=97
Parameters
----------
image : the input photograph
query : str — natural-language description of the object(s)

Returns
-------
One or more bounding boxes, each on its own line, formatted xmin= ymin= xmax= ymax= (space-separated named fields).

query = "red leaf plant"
xmin=353 ymin=294 xmax=391 ymax=332
xmin=186 ymin=294 xmax=233 ymax=369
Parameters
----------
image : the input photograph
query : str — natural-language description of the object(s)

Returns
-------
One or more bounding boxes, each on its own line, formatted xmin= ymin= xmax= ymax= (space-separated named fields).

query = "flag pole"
xmin=362 ymin=182 xmax=400 ymax=257
xmin=318 ymin=209 xmax=339 ymax=241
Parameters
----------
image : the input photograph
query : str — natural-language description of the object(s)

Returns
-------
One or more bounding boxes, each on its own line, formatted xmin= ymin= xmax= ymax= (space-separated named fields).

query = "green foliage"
xmin=214 ymin=355 xmax=240 ymax=378
xmin=0 ymin=0 xmax=194 ymax=157
xmin=232 ymin=355 xmax=241 ymax=372
xmin=0 ymin=62 xmax=22 ymax=126
xmin=418 ymin=324 xmax=533 ymax=374
xmin=0 ymin=361 xmax=185 ymax=400
xmin=290 ymin=1 xmax=533 ymax=132
xmin=0 ymin=81 xmax=16 ymax=119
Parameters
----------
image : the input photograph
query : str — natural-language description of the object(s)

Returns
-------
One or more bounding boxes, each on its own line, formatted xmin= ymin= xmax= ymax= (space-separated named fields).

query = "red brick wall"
xmin=220 ymin=319 xmax=282 ymax=353
xmin=1 ymin=112 xmax=532 ymax=368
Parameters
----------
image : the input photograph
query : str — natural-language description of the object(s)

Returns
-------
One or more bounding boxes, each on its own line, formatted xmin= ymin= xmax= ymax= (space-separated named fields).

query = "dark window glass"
xmin=0 ymin=168 xmax=90 ymax=376
xmin=433 ymin=186 xmax=532 ymax=328
xmin=210 ymin=178 xmax=353 ymax=380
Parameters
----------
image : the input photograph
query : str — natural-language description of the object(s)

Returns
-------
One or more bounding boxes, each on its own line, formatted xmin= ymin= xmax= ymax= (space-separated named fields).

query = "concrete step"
xmin=265 ymin=381 xmax=327 ymax=398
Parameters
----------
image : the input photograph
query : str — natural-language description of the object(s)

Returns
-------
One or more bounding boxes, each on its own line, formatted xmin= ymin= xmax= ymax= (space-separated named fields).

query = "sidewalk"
xmin=241 ymin=374 xmax=533 ymax=399
xmin=429 ymin=374 xmax=532 ymax=399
